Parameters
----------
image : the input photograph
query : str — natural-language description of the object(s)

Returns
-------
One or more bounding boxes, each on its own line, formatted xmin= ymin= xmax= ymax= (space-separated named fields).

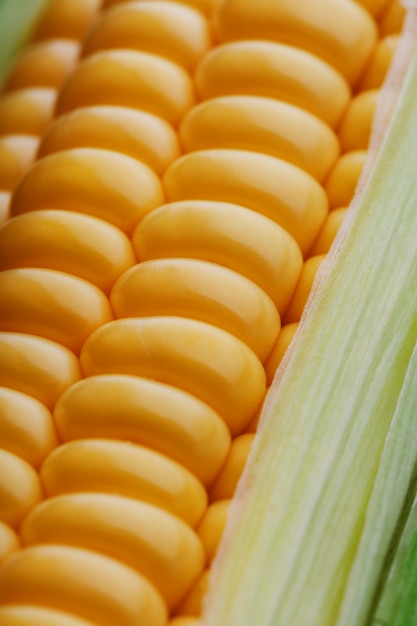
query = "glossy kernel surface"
xmin=180 ymin=96 xmax=339 ymax=182
xmin=0 ymin=545 xmax=167 ymax=626
xmin=0 ymin=268 xmax=113 ymax=354
xmin=56 ymin=50 xmax=195 ymax=126
xmin=0 ymin=333 xmax=81 ymax=409
xmin=0 ymin=450 xmax=43 ymax=527
xmin=40 ymin=439 xmax=208 ymax=527
xmin=163 ymin=150 xmax=328 ymax=256
xmin=53 ymin=375 xmax=231 ymax=486
xmin=38 ymin=106 xmax=181 ymax=174
xmin=11 ymin=148 xmax=165 ymax=234
xmin=133 ymin=200 xmax=303 ymax=315
xmin=21 ymin=493 xmax=205 ymax=610
xmin=195 ymin=41 xmax=350 ymax=128
xmin=213 ymin=0 xmax=377 ymax=84
xmin=0 ymin=387 xmax=57 ymax=468
xmin=82 ymin=1 xmax=211 ymax=70
xmin=80 ymin=317 xmax=266 ymax=436
xmin=0 ymin=210 xmax=137 ymax=294
xmin=0 ymin=605 xmax=98 ymax=626
xmin=110 ymin=258 xmax=280 ymax=362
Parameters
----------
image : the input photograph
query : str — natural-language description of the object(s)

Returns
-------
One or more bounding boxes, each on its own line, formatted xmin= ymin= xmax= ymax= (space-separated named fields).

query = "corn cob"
xmin=0 ymin=0 xmax=415 ymax=625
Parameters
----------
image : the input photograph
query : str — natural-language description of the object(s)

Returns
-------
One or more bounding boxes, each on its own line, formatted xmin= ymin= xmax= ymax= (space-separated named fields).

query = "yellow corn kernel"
xmin=3 ymin=40 xmax=80 ymax=92
xmin=338 ymin=90 xmax=379 ymax=152
xmin=0 ymin=522 xmax=20 ymax=565
xmin=0 ymin=211 xmax=136 ymax=294
xmin=10 ymin=148 xmax=165 ymax=234
xmin=0 ymin=333 xmax=81 ymax=409
xmin=310 ymin=207 xmax=348 ymax=255
xmin=179 ymin=95 xmax=340 ymax=182
xmin=195 ymin=41 xmax=350 ymax=128
xmin=110 ymin=258 xmax=280 ymax=362
xmin=0 ymin=450 xmax=43 ymax=527
xmin=21 ymin=494 xmax=204 ymax=611
xmin=264 ymin=323 xmax=299 ymax=386
xmin=0 ymin=136 xmax=39 ymax=191
xmin=56 ymin=50 xmax=195 ymax=125
xmin=38 ymin=106 xmax=181 ymax=174
xmin=40 ymin=439 xmax=208 ymax=527
xmin=0 ymin=88 xmax=56 ymax=136
xmin=209 ymin=433 xmax=255 ymax=501
xmin=133 ymin=200 xmax=303 ymax=315
xmin=0 ymin=388 xmax=57 ymax=468
xmin=379 ymin=0 xmax=405 ymax=36
xmin=213 ymin=0 xmax=377 ymax=85
xmin=197 ymin=500 xmax=230 ymax=564
xmin=357 ymin=34 xmax=399 ymax=91
xmin=53 ymin=374 xmax=231 ymax=487
xmin=80 ymin=317 xmax=266 ymax=436
xmin=0 ymin=605 xmax=99 ymax=626
xmin=325 ymin=150 xmax=367 ymax=209
xmin=176 ymin=569 xmax=211 ymax=617
xmin=0 ymin=545 xmax=167 ymax=626
xmin=33 ymin=0 xmax=102 ymax=41
xmin=163 ymin=150 xmax=328 ymax=256
xmin=285 ymin=255 xmax=327 ymax=324
xmin=0 ymin=268 xmax=113 ymax=354
xmin=82 ymin=1 xmax=211 ymax=70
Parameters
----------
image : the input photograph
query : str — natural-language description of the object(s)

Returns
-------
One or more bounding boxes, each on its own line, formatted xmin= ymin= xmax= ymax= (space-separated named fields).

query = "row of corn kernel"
xmin=65 ymin=7 xmax=275 ymax=623
xmin=0 ymin=0 xmax=187 ymax=620
xmin=286 ymin=0 xmax=406 ymax=327
xmin=263 ymin=0 xmax=406 ymax=391
xmin=0 ymin=0 xmax=96 ymax=547
xmin=0 ymin=0 xmax=103 ymax=566
xmin=0 ymin=1 xmax=220 ymax=624
xmin=167 ymin=0 xmax=388 ymax=618
xmin=0 ymin=0 xmax=102 ymax=223
xmin=133 ymin=0 xmax=364 ymax=607
xmin=60 ymin=4 xmax=269 ymax=622
xmin=321 ymin=0 xmax=404 ymax=239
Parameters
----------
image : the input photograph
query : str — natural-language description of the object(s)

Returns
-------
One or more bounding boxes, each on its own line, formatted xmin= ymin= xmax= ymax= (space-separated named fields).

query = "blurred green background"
xmin=0 ymin=0 xmax=50 ymax=87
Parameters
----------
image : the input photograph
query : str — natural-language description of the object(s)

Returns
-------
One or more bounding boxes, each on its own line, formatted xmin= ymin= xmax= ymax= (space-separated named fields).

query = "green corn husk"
xmin=372 ymin=486 xmax=417 ymax=626
xmin=338 ymin=337 xmax=417 ymax=625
